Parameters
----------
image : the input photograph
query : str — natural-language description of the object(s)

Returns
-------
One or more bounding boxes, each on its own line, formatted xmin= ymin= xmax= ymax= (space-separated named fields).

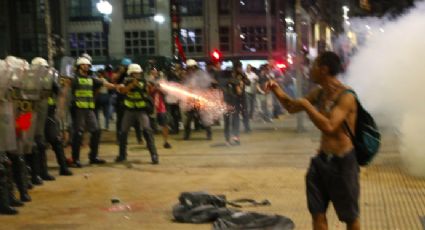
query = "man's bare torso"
xmin=316 ymin=87 xmax=356 ymax=156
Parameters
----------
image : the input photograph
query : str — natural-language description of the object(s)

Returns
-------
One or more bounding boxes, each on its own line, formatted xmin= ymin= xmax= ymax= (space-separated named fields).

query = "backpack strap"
xmin=340 ymin=89 xmax=357 ymax=142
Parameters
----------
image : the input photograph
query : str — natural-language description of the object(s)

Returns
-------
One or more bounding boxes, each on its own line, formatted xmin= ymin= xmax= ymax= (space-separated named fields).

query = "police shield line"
xmin=0 ymin=54 xmax=262 ymax=215
xmin=0 ymin=55 xmax=160 ymax=215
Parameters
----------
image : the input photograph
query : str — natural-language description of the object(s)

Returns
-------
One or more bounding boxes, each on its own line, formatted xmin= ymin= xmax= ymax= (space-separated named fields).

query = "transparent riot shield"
xmin=0 ymin=60 xmax=13 ymax=100
xmin=5 ymin=56 xmax=29 ymax=88
xmin=60 ymin=56 xmax=75 ymax=78
xmin=40 ymin=67 xmax=55 ymax=92
xmin=14 ymin=66 xmax=46 ymax=101
xmin=0 ymin=101 xmax=17 ymax=152
xmin=16 ymin=112 xmax=37 ymax=154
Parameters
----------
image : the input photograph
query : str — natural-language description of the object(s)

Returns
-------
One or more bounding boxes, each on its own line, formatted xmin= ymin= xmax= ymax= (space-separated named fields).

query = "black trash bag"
xmin=213 ymin=211 xmax=295 ymax=230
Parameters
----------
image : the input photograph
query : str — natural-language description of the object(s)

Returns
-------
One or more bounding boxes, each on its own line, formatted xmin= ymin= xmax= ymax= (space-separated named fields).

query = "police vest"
xmin=74 ymin=77 xmax=95 ymax=109
xmin=124 ymin=81 xmax=148 ymax=110
xmin=47 ymin=96 xmax=56 ymax=106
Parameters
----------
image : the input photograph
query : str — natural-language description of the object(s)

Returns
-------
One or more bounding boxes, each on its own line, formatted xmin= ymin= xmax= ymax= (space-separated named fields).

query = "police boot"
xmin=143 ymin=130 xmax=159 ymax=164
xmin=89 ymin=130 xmax=106 ymax=164
xmin=206 ymin=126 xmax=212 ymax=140
xmin=0 ymin=179 xmax=18 ymax=215
xmin=9 ymin=155 xmax=31 ymax=202
xmin=3 ymin=156 xmax=24 ymax=207
xmin=183 ymin=124 xmax=191 ymax=140
xmin=39 ymin=151 xmax=55 ymax=181
xmin=71 ymin=131 xmax=83 ymax=168
xmin=51 ymin=142 xmax=72 ymax=176
xmin=115 ymin=132 xmax=128 ymax=163
xmin=25 ymin=151 xmax=43 ymax=185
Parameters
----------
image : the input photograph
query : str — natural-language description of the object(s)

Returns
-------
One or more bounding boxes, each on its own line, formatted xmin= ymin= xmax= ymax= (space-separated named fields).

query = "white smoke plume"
xmin=345 ymin=1 xmax=425 ymax=177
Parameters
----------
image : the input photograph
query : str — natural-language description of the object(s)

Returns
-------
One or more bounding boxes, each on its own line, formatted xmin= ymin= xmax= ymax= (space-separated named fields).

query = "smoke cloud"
xmin=345 ymin=1 xmax=425 ymax=177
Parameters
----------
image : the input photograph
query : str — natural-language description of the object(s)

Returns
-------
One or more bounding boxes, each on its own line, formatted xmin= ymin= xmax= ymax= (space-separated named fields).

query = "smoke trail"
xmin=345 ymin=1 xmax=425 ymax=177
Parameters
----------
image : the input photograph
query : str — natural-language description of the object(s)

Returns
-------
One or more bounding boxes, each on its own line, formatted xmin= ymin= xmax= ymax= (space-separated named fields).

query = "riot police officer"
xmin=0 ymin=59 xmax=22 ymax=214
xmin=7 ymin=56 xmax=39 ymax=202
xmin=31 ymin=57 xmax=56 ymax=181
xmin=115 ymin=64 xmax=159 ymax=164
xmin=30 ymin=57 xmax=73 ymax=176
xmin=183 ymin=59 xmax=212 ymax=140
xmin=70 ymin=57 xmax=116 ymax=167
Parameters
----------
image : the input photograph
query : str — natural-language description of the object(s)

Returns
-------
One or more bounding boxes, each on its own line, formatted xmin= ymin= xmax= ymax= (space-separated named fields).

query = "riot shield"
xmin=0 ymin=101 xmax=17 ymax=152
xmin=14 ymin=67 xmax=46 ymax=101
xmin=60 ymin=56 xmax=75 ymax=78
xmin=5 ymin=56 xmax=29 ymax=88
xmin=0 ymin=60 xmax=13 ymax=100
xmin=40 ymin=67 xmax=55 ymax=92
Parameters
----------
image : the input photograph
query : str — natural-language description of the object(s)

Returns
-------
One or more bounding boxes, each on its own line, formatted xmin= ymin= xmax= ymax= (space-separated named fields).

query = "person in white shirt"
xmin=244 ymin=64 xmax=259 ymax=119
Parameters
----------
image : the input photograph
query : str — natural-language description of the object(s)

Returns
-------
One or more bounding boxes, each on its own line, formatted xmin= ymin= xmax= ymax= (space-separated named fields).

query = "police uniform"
xmin=44 ymin=78 xmax=72 ymax=175
xmin=70 ymin=73 xmax=105 ymax=167
xmin=116 ymin=76 xmax=159 ymax=164
xmin=0 ymin=60 xmax=21 ymax=214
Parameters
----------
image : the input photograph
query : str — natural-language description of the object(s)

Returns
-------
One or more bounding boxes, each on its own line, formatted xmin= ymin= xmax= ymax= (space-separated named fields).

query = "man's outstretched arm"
xmin=297 ymin=93 xmax=355 ymax=134
xmin=268 ymin=81 xmax=320 ymax=114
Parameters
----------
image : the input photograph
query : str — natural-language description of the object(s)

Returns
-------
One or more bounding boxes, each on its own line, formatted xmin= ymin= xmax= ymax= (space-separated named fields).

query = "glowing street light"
xmin=96 ymin=0 xmax=112 ymax=15
xmin=153 ymin=14 xmax=165 ymax=24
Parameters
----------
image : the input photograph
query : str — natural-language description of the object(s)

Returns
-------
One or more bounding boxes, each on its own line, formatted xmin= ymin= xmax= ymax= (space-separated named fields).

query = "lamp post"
xmin=96 ymin=0 xmax=113 ymax=64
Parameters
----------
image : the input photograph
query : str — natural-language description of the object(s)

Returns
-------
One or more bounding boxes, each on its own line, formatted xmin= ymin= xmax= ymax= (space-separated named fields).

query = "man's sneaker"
xmin=89 ymin=158 xmax=106 ymax=164
xmin=163 ymin=142 xmax=172 ymax=149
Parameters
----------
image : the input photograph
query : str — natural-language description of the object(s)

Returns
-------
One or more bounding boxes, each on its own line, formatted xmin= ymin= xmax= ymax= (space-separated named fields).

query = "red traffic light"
xmin=276 ymin=63 xmax=286 ymax=69
xmin=211 ymin=49 xmax=221 ymax=61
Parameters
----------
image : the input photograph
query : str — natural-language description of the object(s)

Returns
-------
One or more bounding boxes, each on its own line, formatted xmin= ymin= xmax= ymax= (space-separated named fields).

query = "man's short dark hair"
xmin=318 ymin=51 xmax=342 ymax=76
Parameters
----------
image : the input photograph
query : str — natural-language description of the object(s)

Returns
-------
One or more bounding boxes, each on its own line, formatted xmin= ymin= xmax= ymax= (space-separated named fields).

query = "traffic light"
xmin=211 ymin=49 xmax=221 ymax=62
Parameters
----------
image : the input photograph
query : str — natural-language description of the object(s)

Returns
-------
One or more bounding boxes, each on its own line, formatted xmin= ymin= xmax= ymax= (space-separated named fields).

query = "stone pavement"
xmin=1 ymin=116 xmax=425 ymax=229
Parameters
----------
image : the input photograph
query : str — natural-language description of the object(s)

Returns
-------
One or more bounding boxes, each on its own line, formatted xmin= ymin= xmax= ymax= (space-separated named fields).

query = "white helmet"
xmin=76 ymin=57 xmax=91 ymax=66
xmin=81 ymin=53 xmax=93 ymax=62
xmin=186 ymin=59 xmax=198 ymax=67
xmin=127 ymin=64 xmax=143 ymax=75
xmin=31 ymin=57 xmax=49 ymax=67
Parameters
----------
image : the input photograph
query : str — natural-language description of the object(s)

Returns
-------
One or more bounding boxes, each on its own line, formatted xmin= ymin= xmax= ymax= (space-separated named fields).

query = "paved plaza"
xmin=1 ymin=116 xmax=425 ymax=230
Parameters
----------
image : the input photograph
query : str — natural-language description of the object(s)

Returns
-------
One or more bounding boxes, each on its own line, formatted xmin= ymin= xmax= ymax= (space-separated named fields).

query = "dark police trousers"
xmin=118 ymin=110 xmax=158 ymax=163
xmin=45 ymin=107 xmax=71 ymax=173
xmin=71 ymin=108 xmax=101 ymax=161
xmin=184 ymin=109 xmax=211 ymax=140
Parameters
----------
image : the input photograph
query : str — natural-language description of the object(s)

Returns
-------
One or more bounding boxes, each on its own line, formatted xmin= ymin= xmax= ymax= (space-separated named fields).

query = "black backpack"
xmin=342 ymin=90 xmax=381 ymax=166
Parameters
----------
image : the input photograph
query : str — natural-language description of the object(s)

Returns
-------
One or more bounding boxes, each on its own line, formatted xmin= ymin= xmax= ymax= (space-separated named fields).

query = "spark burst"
xmin=158 ymin=80 xmax=229 ymax=124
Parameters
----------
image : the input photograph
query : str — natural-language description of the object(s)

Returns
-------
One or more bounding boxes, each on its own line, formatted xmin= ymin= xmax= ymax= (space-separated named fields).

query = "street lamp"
xmin=96 ymin=0 xmax=113 ymax=64
xmin=153 ymin=14 xmax=165 ymax=24
xmin=96 ymin=0 xmax=113 ymax=15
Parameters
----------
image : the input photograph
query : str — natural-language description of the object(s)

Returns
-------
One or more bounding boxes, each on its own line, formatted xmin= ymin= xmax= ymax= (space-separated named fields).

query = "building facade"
xmin=0 ymin=0 xmax=63 ymax=62
xmin=61 ymin=0 xmax=292 ymax=63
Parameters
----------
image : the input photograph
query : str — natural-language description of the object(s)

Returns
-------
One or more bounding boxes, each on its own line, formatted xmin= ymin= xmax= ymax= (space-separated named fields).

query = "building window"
xmin=124 ymin=30 xmax=156 ymax=56
xmin=180 ymin=28 xmax=203 ymax=54
xmin=179 ymin=0 xmax=203 ymax=16
xmin=69 ymin=0 xmax=101 ymax=21
xmin=68 ymin=32 xmax=107 ymax=57
xmin=219 ymin=27 xmax=230 ymax=52
xmin=124 ymin=0 xmax=155 ymax=18
xmin=240 ymin=26 xmax=276 ymax=52
xmin=218 ymin=0 xmax=230 ymax=14
xmin=239 ymin=0 xmax=275 ymax=14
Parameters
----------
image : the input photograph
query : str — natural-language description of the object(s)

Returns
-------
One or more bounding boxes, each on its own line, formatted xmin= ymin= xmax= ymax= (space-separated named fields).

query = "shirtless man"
xmin=268 ymin=51 xmax=360 ymax=230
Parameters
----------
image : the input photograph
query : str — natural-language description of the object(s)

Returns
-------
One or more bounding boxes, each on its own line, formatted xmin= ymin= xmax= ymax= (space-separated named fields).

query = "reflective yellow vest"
xmin=47 ymin=96 xmax=56 ymax=106
xmin=124 ymin=80 xmax=147 ymax=109
xmin=74 ymin=77 xmax=95 ymax=109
